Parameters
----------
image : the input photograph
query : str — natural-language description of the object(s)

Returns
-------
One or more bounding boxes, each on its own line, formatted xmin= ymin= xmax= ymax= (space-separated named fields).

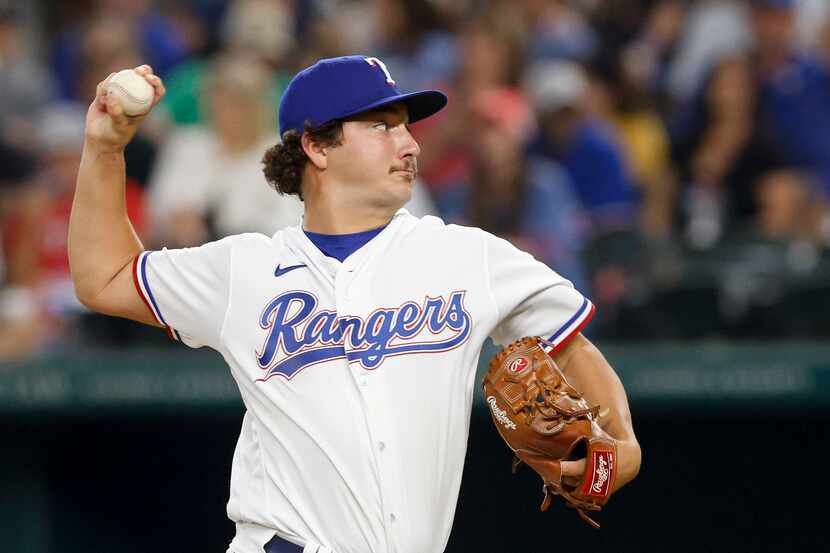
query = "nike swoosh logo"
xmin=274 ymin=264 xmax=307 ymax=277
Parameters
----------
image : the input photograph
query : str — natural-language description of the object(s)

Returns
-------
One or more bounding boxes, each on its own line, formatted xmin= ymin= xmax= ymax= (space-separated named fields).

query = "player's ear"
xmin=301 ymin=133 xmax=328 ymax=170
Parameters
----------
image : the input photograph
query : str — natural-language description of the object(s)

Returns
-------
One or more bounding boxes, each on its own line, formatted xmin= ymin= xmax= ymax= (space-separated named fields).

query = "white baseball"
xmin=106 ymin=69 xmax=155 ymax=116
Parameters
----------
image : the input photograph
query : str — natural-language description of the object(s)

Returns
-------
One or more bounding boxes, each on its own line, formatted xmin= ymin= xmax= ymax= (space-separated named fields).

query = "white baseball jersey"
xmin=132 ymin=208 xmax=594 ymax=553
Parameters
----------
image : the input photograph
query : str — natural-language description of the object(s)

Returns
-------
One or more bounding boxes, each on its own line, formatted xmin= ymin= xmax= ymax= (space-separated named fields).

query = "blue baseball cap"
xmin=278 ymin=55 xmax=448 ymax=136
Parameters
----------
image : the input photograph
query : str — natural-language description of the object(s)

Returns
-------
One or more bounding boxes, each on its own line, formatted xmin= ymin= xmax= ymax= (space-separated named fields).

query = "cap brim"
xmin=338 ymin=89 xmax=448 ymax=125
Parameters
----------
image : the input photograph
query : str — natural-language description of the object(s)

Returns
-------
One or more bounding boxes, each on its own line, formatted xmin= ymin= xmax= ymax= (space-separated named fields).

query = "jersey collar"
xmin=282 ymin=208 xmax=411 ymax=275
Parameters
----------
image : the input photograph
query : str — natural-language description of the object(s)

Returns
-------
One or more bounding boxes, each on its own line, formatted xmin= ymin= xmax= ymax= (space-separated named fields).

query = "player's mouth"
xmin=391 ymin=161 xmax=418 ymax=179
xmin=393 ymin=169 xmax=417 ymax=179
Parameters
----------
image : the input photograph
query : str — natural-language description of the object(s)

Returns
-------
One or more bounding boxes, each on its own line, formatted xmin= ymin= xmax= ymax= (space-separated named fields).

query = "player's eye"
xmin=373 ymin=121 xmax=390 ymax=131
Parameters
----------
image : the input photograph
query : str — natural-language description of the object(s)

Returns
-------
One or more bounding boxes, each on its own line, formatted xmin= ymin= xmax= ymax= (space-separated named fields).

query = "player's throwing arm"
xmin=69 ymin=65 xmax=166 ymax=325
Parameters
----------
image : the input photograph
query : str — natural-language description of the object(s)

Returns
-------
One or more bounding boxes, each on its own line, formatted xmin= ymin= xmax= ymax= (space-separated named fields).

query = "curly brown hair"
xmin=261 ymin=120 xmax=344 ymax=200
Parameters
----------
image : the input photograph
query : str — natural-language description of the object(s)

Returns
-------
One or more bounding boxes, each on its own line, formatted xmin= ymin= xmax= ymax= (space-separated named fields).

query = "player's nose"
xmin=399 ymin=126 xmax=421 ymax=158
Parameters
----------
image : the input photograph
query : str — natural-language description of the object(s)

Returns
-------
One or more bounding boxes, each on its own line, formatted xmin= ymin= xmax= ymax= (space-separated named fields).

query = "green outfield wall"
xmin=1 ymin=341 xmax=829 ymax=416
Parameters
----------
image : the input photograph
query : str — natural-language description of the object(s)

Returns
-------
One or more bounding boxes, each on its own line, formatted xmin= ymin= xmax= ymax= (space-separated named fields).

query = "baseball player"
xmin=69 ymin=56 xmax=641 ymax=553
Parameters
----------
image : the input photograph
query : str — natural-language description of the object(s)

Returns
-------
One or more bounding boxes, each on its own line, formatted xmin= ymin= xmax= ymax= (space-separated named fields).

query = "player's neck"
xmin=302 ymin=200 xmax=396 ymax=234
xmin=301 ymin=171 xmax=402 ymax=234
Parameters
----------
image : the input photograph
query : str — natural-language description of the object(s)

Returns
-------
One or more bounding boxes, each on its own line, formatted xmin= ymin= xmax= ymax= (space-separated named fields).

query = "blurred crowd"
xmin=1 ymin=0 xmax=830 ymax=360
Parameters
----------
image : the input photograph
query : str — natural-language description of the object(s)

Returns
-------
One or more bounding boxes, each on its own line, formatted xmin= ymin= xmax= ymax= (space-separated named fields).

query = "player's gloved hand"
xmin=84 ymin=65 xmax=165 ymax=153
xmin=483 ymin=336 xmax=619 ymax=529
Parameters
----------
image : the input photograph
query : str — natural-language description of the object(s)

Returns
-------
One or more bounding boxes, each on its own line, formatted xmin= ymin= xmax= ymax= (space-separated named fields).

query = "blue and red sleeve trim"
xmin=132 ymin=251 xmax=182 ymax=342
xmin=545 ymin=297 xmax=596 ymax=354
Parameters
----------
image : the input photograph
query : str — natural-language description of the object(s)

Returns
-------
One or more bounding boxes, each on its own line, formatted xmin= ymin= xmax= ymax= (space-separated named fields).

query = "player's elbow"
xmin=630 ymin=439 xmax=642 ymax=479
xmin=69 ymin=257 xmax=100 ymax=309
xmin=73 ymin=279 xmax=104 ymax=313
xmin=71 ymin=268 xmax=117 ymax=315
xmin=71 ymin=256 xmax=137 ymax=315
xmin=620 ymin=438 xmax=642 ymax=488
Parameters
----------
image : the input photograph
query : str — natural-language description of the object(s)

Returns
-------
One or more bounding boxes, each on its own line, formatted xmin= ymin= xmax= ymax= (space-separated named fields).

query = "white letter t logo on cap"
xmin=364 ymin=57 xmax=396 ymax=86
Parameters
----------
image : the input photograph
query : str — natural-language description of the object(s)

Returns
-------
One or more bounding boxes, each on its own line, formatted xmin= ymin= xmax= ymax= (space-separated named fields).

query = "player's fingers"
xmin=561 ymin=459 xmax=586 ymax=489
xmin=134 ymin=64 xmax=153 ymax=76
xmin=560 ymin=458 xmax=586 ymax=478
xmin=145 ymin=73 xmax=166 ymax=104
xmin=95 ymin=73 xmax=116 ymax=107
xmin=105 ymin=92 xmax=127 ymax=124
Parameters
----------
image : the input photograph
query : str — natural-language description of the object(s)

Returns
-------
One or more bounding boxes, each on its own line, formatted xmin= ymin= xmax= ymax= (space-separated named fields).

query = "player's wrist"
xmin=612 ymin=438 xmax=642 ymax=491
xmin=83 ymin=138 xmax=126 ymax=157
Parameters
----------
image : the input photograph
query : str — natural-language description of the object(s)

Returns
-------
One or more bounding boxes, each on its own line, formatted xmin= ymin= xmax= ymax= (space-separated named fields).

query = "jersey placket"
xmin=336 ymin=259 xmax=403 ymax=553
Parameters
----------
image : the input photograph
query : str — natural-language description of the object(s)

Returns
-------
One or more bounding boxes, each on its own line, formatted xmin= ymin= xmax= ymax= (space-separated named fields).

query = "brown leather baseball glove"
xmin=482 ymin=336 xmax=617 ymax=528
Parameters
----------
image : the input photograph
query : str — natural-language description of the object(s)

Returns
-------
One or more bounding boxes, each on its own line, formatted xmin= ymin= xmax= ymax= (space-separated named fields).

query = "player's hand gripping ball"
xmin=85 ymin=65 xmax=164 ymax=153
xmin=483 ymin=336 xmax=617 ymax=528
xmin=106 ymin=69 xmax=155 ymax=116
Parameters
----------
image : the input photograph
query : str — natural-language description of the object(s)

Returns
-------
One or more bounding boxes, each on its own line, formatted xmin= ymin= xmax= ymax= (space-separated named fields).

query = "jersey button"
xmin=378 ymin=441 xmax=386 ymax=451
xmin=390 ymin=513 xmax=396 ymax=523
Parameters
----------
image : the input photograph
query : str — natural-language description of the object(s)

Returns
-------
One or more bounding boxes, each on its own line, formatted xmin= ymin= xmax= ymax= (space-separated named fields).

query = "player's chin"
xmin=389 ymin=171 xmax=416 ymax=192
xmin=385 ymin=174 xmax=414 ymax=203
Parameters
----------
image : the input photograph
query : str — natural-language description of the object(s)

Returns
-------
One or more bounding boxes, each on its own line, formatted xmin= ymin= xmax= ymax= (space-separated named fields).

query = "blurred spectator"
xmin=149 ymin=53 xmax=303 ymax=247
xmin=416 ymin=12 xmax=526 ymax=192
xmin=436 ymin=87 xmax=589 ymax=289
xmin=750 ymin=0 xmax=830 ymax=201
xmin=795 ymin=0 xmax=830 ymax=50
xmin=162 ymin=0 xmax=295 ymax=127
xmin=221 ymin=0 xmax=294 ymax=66
xmin=754 ymin=169 xmax=822 ymax=242
xmin=583 ymin=0 xmax=646 ymax=60
xmin=719 ymin=168 xmax=826 ymax=335
xmin=369 ymin=0 xmax=458 ymax=93
xmin=671 ymin=54 xmax=782 ymax=248
xmin=611 ymin=0 xmax=688 ymax=113
xmin=526 ymin=61 xmax=639 ymax=234
xmin=517 ymin=0 xmax=598 ymax=63
xmin=168 ymin=0 xmax=228 ymax=57
xmin=590 ymin=49 xmax=677 ymax=237
xmin=0 ymin=142 xmax=39 ymax=289
xmin=0 ymin=5 xmax=56 ymax=149
xmin=32 ymin=104 xmax=92 ymax=300
xmin=0 ymin=141 xmax=44 ymax=359
xmin=665 ymin=0 xmax=751 ymax=103
xmin=291 ymin=4 xmax=360 ymax=70
xmin=452 ymin=10 xmax=526 ymax=95
xmin=51 ymin=0 xmax=190 ymax=101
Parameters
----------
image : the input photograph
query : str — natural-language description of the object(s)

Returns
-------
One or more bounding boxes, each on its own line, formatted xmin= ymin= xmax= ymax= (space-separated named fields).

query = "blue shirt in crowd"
xmin=529 ymin=120 xmax=639 ymax=230
xmin=759 ymin=55 xmax=830 ymax=196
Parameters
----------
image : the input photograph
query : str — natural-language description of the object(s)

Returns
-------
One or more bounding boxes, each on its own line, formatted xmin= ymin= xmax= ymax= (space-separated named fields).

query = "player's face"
xmin=327 ymin=102 xmax=420 ymax=210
